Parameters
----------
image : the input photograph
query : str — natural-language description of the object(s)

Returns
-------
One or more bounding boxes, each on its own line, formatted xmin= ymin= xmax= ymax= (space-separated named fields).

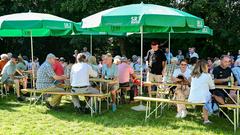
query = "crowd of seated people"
xmin=1 ymin=45 xmax=240 ymax=125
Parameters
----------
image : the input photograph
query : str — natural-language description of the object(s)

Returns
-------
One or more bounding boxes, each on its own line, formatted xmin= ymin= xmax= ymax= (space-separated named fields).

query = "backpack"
xmin=204 ymin=98 xmax=219 ymax=115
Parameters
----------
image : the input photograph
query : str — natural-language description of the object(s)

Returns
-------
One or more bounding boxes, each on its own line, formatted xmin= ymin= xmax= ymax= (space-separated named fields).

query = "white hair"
xmin=1 ymin=54 xmax=8 ymax=60
xmin=212 ymin=59 xmax=221 ymax=68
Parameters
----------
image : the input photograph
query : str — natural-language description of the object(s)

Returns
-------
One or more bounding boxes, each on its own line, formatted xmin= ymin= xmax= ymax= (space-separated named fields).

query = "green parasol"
xmin=0 ymin=11 xmax=76 ymax=88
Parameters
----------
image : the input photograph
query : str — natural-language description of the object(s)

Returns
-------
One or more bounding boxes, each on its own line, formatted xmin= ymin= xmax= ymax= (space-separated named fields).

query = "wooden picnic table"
xmin=90 ymin=78 xmax=118 ymax=84
xmin=143 ymin=82 xmax=176 ymax=87
xmin=90 ymin=78 xmax=118 ymax=94
xmin=143 ymin=81 xmax=240 ymax=127
xmin=215 ymin=85 xmax=240 ymax=127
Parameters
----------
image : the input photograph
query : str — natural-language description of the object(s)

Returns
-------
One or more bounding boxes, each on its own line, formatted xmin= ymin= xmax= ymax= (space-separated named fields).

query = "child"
xmin=173 ymin=75 xmax=190 ymax=118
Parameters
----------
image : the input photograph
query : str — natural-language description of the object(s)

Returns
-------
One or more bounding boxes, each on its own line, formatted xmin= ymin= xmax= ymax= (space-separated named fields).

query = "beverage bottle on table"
xmin=227 ymin=76 xmax=231 ymax=87
xmin=230 ymin=73 xmax=234 ymax=87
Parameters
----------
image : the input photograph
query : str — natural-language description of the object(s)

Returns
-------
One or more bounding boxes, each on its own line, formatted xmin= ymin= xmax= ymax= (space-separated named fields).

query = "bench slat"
xmin=134 ymin=96 xmax=240 ymax=109
xmin=21 ymin=89 xmax=108 ymax=97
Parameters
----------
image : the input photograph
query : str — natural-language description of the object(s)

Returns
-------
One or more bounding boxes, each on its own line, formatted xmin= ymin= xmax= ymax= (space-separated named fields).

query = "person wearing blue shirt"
xmin=165 ymin=47 xmax=173 ymax=64
xmin=101 ymin=53 xmax=119 ymax=112
xmin=232 ymin=58 xmax=240 ymax=86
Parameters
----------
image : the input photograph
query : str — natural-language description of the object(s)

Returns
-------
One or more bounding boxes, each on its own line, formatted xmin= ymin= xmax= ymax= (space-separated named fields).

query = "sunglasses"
xmin=151 ymin=44 xmax=157 ymax=46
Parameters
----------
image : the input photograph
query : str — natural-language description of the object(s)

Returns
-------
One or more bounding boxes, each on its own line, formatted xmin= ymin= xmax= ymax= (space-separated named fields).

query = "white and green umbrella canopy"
xmin=75 ymin=22 xmax=211 ymax=54
xmin=81 ymin=2 xmax=204 ymax=33
xmin=0 ymin=11 xmax=74 ymax=37
xmin=129 ymin=26 xmax=213 ymax=38
xmin=0 ymin=11 xmax=76 ymax=88
xmin=81 ymin=3 xmax=205 ymax=111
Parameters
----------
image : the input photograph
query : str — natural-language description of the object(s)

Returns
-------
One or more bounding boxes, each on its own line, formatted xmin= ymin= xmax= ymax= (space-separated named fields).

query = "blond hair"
xmin=88 ymin=56 xmax=97 ymax=65
xmin=106 ymin=53 xmax=112 ymax=59
xmin=191 ymin=60 xmax=208 ymax=78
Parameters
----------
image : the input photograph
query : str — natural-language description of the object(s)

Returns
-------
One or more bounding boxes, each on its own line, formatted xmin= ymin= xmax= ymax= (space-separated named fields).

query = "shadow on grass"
xmin=0 ymin=96 xmax=24 ymax=112
xmin=43 ymin=101 xmax=238 ymax=135
xmin=1 ymin=94 xmax=237 ymax=134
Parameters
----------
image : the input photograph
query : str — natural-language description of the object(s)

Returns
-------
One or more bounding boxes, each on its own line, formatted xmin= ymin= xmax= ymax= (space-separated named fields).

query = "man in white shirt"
xmin=82 ymin=47 xmax=92 ymax=59
xmin=70 ymin=53 xmax=100 ymax=113
xmin=189 ymin=47 xmax=199 ymax=59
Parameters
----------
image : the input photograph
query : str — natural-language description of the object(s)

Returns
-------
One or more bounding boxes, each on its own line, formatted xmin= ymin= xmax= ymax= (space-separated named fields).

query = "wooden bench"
xmin=134 ymin=96 xmax=240 ymax=133
xmin=21 ymin=89 xmax=109 ymax=116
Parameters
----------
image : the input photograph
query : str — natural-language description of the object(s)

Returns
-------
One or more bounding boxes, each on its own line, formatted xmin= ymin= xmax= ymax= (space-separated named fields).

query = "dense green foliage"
xmin=0 ymin=0 xmax=239 ymax=62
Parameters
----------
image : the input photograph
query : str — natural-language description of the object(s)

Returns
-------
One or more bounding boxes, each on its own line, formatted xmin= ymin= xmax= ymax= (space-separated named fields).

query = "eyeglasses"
xmin=151 ymin=44 xmax=157 ymax=46
xmin=180 ymin=64 xmax=187 ymax=66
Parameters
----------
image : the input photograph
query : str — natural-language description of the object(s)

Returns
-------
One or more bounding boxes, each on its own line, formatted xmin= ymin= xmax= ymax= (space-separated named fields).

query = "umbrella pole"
xmin=168 ymin=32 xmax=171 ymax=64
xmin=90 ymin=35 xmax=93 ymax=54
xmin=132 ymin=26 xmax=146 ymax=111
xmin=140 ymin=26 xmax=143 ymax=97
xmin=30 ymin=30 xmax=35 ymax=89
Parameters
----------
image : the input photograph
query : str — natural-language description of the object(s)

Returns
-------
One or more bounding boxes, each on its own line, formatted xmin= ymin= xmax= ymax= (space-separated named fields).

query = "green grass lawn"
xmin=0 ymin=95 xmax=238 ymax=135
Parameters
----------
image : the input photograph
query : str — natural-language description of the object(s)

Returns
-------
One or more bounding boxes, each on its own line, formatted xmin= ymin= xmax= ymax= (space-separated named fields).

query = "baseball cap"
xmin=59 ymin=57 xmax=65 ymax=61
xmin=121 ymin=56 xmax=128 ymax=62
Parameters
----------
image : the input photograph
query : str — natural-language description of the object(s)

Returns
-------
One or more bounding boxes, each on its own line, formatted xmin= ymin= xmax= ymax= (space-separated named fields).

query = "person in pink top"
xmin=118 ymin=57 xmax=134 ymax=84
xmin=118 ymin=56 xmax=134 ymax=103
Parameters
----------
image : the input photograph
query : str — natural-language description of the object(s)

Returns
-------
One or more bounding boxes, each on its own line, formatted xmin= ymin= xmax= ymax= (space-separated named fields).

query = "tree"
xmin=0 ymin=0 xmax=239 ymax=61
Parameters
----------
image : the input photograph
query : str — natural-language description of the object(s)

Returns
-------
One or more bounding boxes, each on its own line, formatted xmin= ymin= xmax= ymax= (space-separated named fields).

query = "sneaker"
xmin=175 ymin=112 xmax=182 ymax=118
xmin=203 ymin=120 xmax=212 ymax=124
xmin=181 ymin=110 xmax=187 ymax=118
xmin=112 ymin=103 xmax=117 ymax=112
xmin=74 ymin=107 xmax=82 ymax=113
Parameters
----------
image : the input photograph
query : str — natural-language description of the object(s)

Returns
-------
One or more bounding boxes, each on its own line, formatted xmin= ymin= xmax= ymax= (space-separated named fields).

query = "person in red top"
xmin=0 ymin=54 xmax=9 ymax=72
xmin=52 ymin=58 xmax=64 ymax=83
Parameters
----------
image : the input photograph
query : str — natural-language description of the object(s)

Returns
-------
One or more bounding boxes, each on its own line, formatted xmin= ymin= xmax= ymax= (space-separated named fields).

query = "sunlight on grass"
xmin=0 ymin=96 xmax=238 ymax=135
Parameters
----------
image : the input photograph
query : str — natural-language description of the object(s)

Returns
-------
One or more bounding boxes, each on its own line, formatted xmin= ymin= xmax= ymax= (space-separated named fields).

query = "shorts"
xmin=119 ymin=82 xmax=130 ymax=87
xmin=2 ymin=78 xmax=14 ymax=85
xmin=149 ymin=73 xmax=162 ymax=83
xmin=211 ymin=89 xmax=227 ymax=100
xmin=102 ymin=82 xmax=119 ymax=92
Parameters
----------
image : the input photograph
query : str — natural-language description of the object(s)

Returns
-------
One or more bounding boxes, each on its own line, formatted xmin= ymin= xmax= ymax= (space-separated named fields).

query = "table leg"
xmin=149 ymin=101 xmax=151 ymax=114
xmin=29 ymin=92 xmax=33 ymax=109
xmin=237 ymin=90 xmax=239 ymax=127
xmin=234 ymin=109 xmax=237 ymax=133
xmin=99 ymin=98 xmax=102 ymax=114
xmin=107 ymin=95 xmax=109 ymax=110
xmin=107 ymin=83 xmax=110 ymax=109
xmin=107 ymin=83 xmax=109 ymax=94
xmin=100 ymin=83 xmax=102 ymax=93
xmin=155 ymin=101 xmax=158 ymax=118
xmin=94 ymin=97 xmax=97 ymax=113
xmin=90 ymin=97 xmax=93 ymax=117
xmin=145 ymin=101 xmax=149 ymax=122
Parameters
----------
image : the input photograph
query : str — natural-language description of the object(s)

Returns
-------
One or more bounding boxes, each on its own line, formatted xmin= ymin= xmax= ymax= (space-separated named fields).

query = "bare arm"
xmin=171 ymin=76 xmax=180 ymax=83
xmin=214 ymin=78 xmax=228 ymax=84
xmin=162 ymin=61 xmax=166 ymax=75
xmin=15 ymin=69 xmax=24 ymax=76
xmin=53 ymin=75 xmax=67 ymax=81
